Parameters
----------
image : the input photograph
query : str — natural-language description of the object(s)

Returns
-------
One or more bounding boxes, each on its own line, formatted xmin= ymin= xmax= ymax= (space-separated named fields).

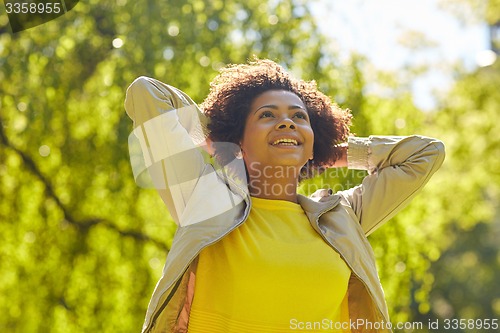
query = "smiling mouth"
xmin=271 ymin=138 xmax=299 ymax=146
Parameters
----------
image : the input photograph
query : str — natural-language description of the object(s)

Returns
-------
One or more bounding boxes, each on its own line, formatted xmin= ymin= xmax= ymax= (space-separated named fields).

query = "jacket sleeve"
xmin=124 ymin=76 xmax=209 ymax=225
xmin=340 ymin=135 xmax=445 ymax=236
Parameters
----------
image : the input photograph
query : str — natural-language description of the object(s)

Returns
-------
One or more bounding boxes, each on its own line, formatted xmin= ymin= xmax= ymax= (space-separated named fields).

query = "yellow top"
xmin=188 ymin=197 xmax=352 ymax=333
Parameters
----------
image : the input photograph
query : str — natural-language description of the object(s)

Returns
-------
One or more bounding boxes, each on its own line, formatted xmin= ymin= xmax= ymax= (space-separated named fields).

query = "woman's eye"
xmin=259 ymin=111 xmax=274 ymax=118
xmin=294 ymin=112 xmax=308 ymax=120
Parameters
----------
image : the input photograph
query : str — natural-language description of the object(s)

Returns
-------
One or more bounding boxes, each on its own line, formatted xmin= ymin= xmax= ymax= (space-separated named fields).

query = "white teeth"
xmin=272 ymin=138 xmax=298 ymax=146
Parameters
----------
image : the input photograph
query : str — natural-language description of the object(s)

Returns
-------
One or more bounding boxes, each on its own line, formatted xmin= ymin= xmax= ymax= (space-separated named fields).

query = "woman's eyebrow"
xmin=254 ymin=104 xmax=306 ymax=113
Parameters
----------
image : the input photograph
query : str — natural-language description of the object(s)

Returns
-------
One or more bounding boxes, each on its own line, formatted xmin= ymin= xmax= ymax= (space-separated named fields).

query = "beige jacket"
xmin=125 ymin=76 xmax=445 ymax=333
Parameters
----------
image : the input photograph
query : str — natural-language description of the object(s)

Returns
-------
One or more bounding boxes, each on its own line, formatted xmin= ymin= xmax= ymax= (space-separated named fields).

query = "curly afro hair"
xmin=201 ymin=58 xmax=351 ymax=176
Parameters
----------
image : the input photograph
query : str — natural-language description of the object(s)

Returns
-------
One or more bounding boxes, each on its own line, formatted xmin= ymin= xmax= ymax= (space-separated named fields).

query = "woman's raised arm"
xmin=125 ymin=77 xmax=209 ymax=224
xmin=340 ymin=135 xmax=445 ymax=235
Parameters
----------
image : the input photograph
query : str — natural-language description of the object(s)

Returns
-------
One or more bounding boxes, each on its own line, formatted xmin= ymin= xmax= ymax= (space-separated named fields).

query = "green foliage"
xmin=1 ymin=0 xmax=498 ymax=332
xmin=420 ymin=61 xmax=500 ymax=330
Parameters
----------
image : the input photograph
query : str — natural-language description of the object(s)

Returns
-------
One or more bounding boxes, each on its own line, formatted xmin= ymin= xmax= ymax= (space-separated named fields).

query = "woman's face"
xmin=240 ymin=90 xmax=314 ymax=175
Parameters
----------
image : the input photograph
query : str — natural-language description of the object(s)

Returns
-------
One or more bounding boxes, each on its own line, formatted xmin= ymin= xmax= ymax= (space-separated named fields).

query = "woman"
xmin=125 ymin=59 xmax=445 ymax=333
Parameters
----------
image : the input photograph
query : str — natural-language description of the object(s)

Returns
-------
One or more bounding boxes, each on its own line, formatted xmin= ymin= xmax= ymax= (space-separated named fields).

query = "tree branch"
xmin=0 ymin=120 xmax=169 ymax=251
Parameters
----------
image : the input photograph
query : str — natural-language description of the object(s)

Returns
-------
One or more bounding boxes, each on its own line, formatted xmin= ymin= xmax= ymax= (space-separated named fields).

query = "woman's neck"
xmin=247 ymin=166 xmax=300 ymax=203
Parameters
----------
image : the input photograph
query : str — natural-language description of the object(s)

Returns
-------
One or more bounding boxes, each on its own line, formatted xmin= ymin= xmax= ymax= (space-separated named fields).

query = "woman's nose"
xmin=276 ymin=118 xmax=296 ymax=130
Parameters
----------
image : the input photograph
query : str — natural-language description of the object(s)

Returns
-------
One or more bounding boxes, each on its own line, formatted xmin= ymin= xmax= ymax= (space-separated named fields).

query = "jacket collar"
xmin=297 ymin=190 xmax=342 ymax=224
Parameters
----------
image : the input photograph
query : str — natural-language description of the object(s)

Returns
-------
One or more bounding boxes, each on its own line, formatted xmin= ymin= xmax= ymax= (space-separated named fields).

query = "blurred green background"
xmin=1 ymin=0 xmax=499 ymax=332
